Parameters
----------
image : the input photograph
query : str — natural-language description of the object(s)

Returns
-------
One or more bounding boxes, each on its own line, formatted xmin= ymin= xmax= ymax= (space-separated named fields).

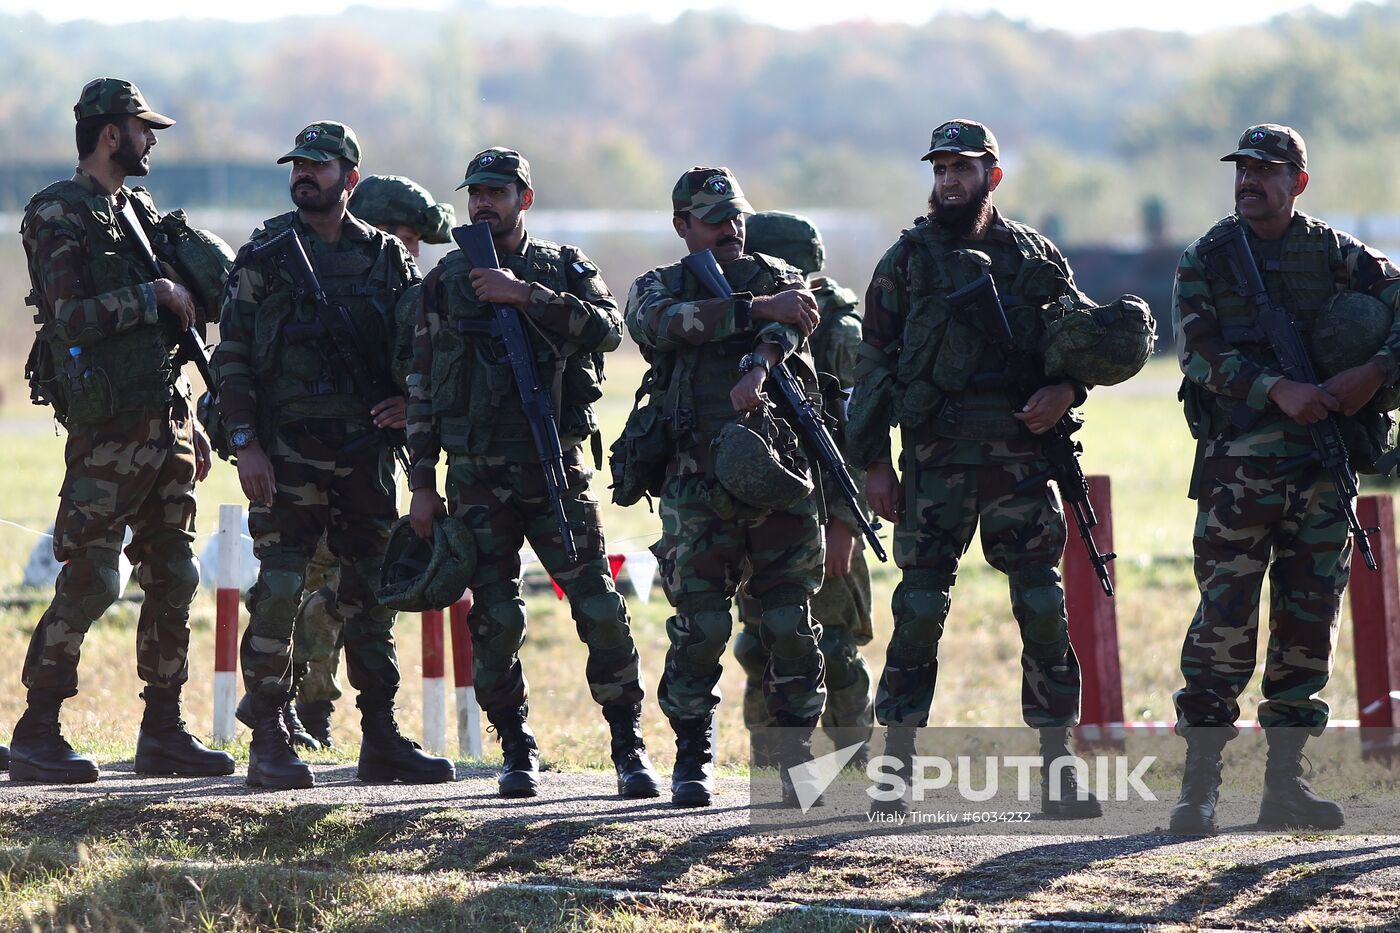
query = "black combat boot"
xmin=1039 ymin=727 xmax=1102 ymax=818
xmin=135 ymin=685 xmax=235 ymax=776
xmin=357 ymin=695 xmax=455 ymax=784
xmin=246 ymin=692 xmax=314 ymax=790
xmin=670 ymin=715 xmax=716 ymax=808
xmin=9 ymin=690 xmax=99 ymax=784
xmin=487 ymin=704 xmax=541 ymax=798
xmin=774 ymin=716 xmax=822 ymax=809
xmin=869 ymin=726 xmax=916 ymax=817
xmin=1169 ymin=727 xmax=1230 ymax=835
xmin=1257 ymin=728 xmax=1345 ymax=830
xmin=296 ymin=700 xmax=335 ymax=749
xmin=603 ymin=702 xmax=661 ymax=799
xmin=236 ymin=694 xmax=320 ymax=751
xmin=0 ymin=744 xmax=9 ymax=771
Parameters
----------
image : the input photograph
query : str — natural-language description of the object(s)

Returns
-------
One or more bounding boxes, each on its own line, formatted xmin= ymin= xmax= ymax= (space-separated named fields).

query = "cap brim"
xmin=691 ymin=197 xmax=755 ymax=224
xmin=456 ymin=171 xmax=522 ymax=190
xmin=134 ymin=110 xmax=175 ymax=129
xmin=921 ymin=146 xmax=989 ymax=162
xmin=1220 ymin=148 xmax=1293 ymax=165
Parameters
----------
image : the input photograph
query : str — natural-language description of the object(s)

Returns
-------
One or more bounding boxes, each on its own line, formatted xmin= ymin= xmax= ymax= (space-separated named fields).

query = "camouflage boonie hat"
xmin=278 ymin=121 xmax=360 ymax=166
xmin=348 ymin=175 xmax=456 ymax=244
xmin=921 ymin=119 xmax=998 ymax=162
xmin=377 ymin=516 xmax=476 ymax=612
xmin=1221 ymin=124 xmax=1307 ymax=171
xmin=74 ymin=77 xmax=174 ymax=127
xmin=746 ymin=210 xmax=825 ymax=276
xmin=457 ymin=148 xmax=531 ymax=190
xmin=672 ymin=167 xmax=754 ymax=223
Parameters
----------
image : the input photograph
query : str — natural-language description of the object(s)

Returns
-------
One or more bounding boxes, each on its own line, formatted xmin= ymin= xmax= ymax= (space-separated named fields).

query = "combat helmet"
xmin=1042 ymin=295 xmax=1156 ymax=387
xmin=712 ymin=406 xmax=814 ymax=512
xmin=349 ymin=175 xmax=455 ymax=244
xmin=746 ymin=210 xmax=825 ymax=277
xmin=1311 ymin=290 xmax=1400 ymax=411
xmin=377 ymin=515 xmax=476 ymax=612
xmin=155 ymin=209 xmax=236 ymax=318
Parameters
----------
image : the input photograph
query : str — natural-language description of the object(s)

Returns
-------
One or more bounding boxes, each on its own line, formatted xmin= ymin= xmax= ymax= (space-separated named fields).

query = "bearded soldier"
xmin=215 ymin=121 xmax=453 ymax=789
xmin=406 ymin=148 xmax=659 ymax=800
xmin=847 ymin=120 xmax=1101 ymax=817
xmin=10 ymin=78 xmax=232 ymax=783
xmin=1169 ymin=125 xmax=1400 ymax=834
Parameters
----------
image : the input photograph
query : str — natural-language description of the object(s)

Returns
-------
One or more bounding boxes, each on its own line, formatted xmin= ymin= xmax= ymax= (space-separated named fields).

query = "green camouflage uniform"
xmin=19 ymin=168 xmax=202 ymax=699
xmin=850 ymin=201 xmax=1092 ymax=729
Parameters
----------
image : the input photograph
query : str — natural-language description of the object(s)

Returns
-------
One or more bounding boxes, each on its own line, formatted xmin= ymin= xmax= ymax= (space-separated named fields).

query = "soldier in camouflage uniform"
xmin=625 ymin=167 xmax=827 ymax=807
xmin=847 ymin=121 xmax=1100 ymax=817
xmin=215 ymin=121 xmax=453 ymax=789
xmin=406 ymin=148 xmax=659 ymax=800
xmin=732 ymin=211 xmax=875 ymax=759
xmin=10 ymin=78 xmax=234 ymax=784
xmin=1169 ymin=125 xmax=1400 ymax=834
xmin=291 ymin=174 xmax=460 ymax=749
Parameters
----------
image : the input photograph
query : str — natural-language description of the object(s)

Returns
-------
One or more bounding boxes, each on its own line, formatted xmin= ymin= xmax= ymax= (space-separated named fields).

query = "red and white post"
xmin=450 ymin=597 xmax=482 ymax=758
xmin=1064 ymin=475 xmax=1125 ymax=745
xmin=421 ymin=609 xmax=447 ymax=754
xmin=1347 ymin=495 xmax=1400 ymax=741
xmin=212 ymin=503 xmax=242 ymax=743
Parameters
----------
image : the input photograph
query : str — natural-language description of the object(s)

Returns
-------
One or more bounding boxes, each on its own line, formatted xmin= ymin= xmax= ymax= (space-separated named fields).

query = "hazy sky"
xmin=0 ymin=0 xmax=1365 ymax=32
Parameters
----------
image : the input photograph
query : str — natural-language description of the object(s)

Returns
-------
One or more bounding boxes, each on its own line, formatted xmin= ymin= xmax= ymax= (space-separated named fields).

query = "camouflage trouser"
xmin=1174 ymin=457 xmax=1350 ymax=733
xmin=875 ymin=452 xmax=1078 ymax=728
xmin=293 ymin=536 xmax=344 ymax=703
xmin=734 ymin=545 xmax=873 ymax=735
xmin=242 ymin=419 xmax=399 ymax=700
xmin=23 ymin=402 xmax=199 ymax=699
xmin=445 ymin=446 xmax=643 ymax=715
xmin=654 ymin=473 xmax=826 ymax=724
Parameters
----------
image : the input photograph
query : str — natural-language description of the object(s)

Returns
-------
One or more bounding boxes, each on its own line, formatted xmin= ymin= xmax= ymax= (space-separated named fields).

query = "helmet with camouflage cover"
xmin=348 ymin=175 xmax=455 ymax=245
xmin=377 ymin=515 xmax=476 ymax=612
xmin=1042 ymin=295 xmax=1156 ymax=387
xmin=712 ymin=407 xmax=813 ymax=512
xmin=746 ymin=210 xmax=824 ymax=276
xmin=1311 ymin=290 xmax=1400 ymax=410
xmin=154 ymin=209 xmax=236 ymax=321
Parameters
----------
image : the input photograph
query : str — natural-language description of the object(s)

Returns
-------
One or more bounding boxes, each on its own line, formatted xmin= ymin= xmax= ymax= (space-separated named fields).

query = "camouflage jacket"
xmin=406 ymin=232 xmax=620 ymax=491
xmin=1175 ymin=211 xmax=1400 ymax=458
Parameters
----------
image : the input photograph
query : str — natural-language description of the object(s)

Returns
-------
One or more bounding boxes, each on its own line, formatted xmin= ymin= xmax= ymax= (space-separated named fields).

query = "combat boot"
xmin=0 ymin=744 xmax=8 ymax=771
xmin=246 ymin=692 xmax=314 ymax=790
xmin=1257 ymin=728 xmax=1344 ymax=830
xmin=9 ymin=690 xmax=99 ymax=784
xmin=869 ymin=726 xmax=915 ymax=817
xmin=774 ymin=716 xmax=822 ymax=809
xmin=296 ymin=700 xmax=335 ymax=749
xmin=135 ymin=685 xmax=235 ymax=777
xmin=357 ymin=694 xmax=455 ymax=784
xmin=1039 ymin=727 xmax=1102 ymax=818
xmin=1169 ymin=727 xmax=1230 ymax=835
xmin=603 ymin=702 xmax=661 ymax=799
xmin=236 ymin=694 xmax=320 ymax=751
xmin=670 ymin=715 xmax=716 ymax=807
xmin=487 ymin=703 xmax=540 ymax=798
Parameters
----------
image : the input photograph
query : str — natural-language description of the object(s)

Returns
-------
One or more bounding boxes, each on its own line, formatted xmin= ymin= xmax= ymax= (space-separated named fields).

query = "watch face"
xmin=230 ymin=428 xmax=251 ymax=449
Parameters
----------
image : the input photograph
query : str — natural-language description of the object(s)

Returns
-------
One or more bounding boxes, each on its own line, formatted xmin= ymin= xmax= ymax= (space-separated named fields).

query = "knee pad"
xmin=249 ymin=567 xmax=307 ymax=637
xmin=476 ymin=593 xmax=527 ymax=658
xmin=57 ymin=553 xmax=123 ymax=623
xmin=891 ymin=575 xmax=952 ymax=650
xmin=673 ymin=608 xmax=732 ymax=671
xmin=574 ymin=589 xmax=629 ymax=652
xmin=732 ymin=624 xmax=767 ymax=678
xmin=760 ymin=603 xmax=820 ymax=662
xmin=1011 ymin=564 xmax=1067 ymax=658
xmin=140 ymin=552 xmax=200 ymax=610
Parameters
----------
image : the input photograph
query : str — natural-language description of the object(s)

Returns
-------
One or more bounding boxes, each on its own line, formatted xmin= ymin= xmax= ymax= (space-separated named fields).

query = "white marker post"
xmin=450 ymin=596 xmax=482 ymax=759
xmin=212 ymin=504 xmax=242 ymax=744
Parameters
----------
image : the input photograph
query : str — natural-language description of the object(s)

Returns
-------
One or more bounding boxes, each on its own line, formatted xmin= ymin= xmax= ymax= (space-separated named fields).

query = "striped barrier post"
xmin=1347 ymin=495 xmax=1400 ymax=752
xmin=421 ymin=609 xmax=447 ymax=754
xmin=450 ymin=596 xmax=482 ymax=759
xmin=1064 ymin=475 xmax=1124 ymax=746
xmin=212 ymin=503 xmax=242 ymax=743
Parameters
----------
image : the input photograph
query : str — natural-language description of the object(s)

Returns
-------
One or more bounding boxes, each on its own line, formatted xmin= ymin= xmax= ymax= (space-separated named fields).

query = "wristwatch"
xmin=229 ymin=427 xmax=255 ymax=452
xmin=739 ymin=352 xmax=770 ymax=376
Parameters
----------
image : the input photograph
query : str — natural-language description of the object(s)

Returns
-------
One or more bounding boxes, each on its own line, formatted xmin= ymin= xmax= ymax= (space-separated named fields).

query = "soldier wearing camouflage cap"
xmin=348 ymin=175 xmax=456 ymax=258
xmin=10 ymin=77 xmax=232 ymax=784
xmin=847 ymin=119 xmax=1103 ymax=818
xmin=623 ymin=166 xmax=828 ymax=807
xmin=1169 ymin=123 xmax=1400 ymax=835
xmin=406 ymin=146 xmax=660 ymax=801
xmin=214 ymin=120 xmax=453 ymax=790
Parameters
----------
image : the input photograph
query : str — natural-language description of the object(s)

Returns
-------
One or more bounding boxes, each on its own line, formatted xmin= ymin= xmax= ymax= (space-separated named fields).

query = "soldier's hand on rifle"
xmin=1268 ymin=378 xmax=1341 ymax=425
xmin=372 ymin=396 xmax=408 ymax=430
xmin=410 ymin=487 xmax=446 ymax=540
xmin=192 ymin=420 xmax=212 ymax=483
xmin=751 ymin=289 xmax=820 ymax=336
xmin=469 ymin=267 xmax=533 ymax=308
xmin=866 ymin=461 xmax=903 ymax=523
xmin=825 ymin=519 xmax=856 ymax=577
xmin=730 ymin=367 xmax=768 ymax=412
xmin=235 ymin=440 xmax=276 ymax=506
xmin=1321 ymin=361 xmax=1387 ymax=416
xmin=1015 ymin=382 xmax=1076 ymax=434
xmin=153 ymin=278 xmax=197 ymax=330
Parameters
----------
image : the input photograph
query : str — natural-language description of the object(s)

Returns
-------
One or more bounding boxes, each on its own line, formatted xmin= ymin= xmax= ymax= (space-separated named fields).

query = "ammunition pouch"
xmin=609 ymin=364 xmax=673 ymax=507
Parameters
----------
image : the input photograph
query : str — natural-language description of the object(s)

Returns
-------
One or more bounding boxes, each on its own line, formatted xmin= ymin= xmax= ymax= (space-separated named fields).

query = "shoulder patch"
xmin=873 ymin=274 xmax=896 ymax=292
xmin=572 ymin=260 xmax=598 ymax=277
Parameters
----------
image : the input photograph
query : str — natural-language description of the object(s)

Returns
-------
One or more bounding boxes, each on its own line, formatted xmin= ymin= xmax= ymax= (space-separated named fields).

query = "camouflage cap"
xmin=348 ymin=175 xmax=456 ymax=244
xmin=74 ymin=77 xmax=174 ymax=128
xmin=921 ymin=119 xmax=998 ymax=162
xmin=278 ymin=121 xmax=360 ymax=166
xmin=1221 ymin=123 xmax=1307 ymax=171
xmin=457 ymin=148 xmax=531 ymax=190
xmin=672 ymin=167 xmax=753 ymax=223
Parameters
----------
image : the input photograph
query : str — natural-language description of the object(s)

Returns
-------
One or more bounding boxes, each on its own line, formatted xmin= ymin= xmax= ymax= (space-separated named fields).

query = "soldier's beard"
xmin=292 ymin=175 xmax=347 ymax=213
xmin=113 ymin=128 xmax=150 ymax=177
xmin=931 ymin=179 xmax=992 ymax=239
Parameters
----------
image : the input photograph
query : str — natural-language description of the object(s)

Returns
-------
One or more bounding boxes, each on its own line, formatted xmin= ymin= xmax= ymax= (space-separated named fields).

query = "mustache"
xmin=718 ymin=235 xmax=742 ymax=248
xmin=1237 ymin=187 xmax=1265 ymax=198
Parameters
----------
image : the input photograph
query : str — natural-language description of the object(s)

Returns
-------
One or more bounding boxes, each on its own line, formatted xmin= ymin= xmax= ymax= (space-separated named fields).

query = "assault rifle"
xmin=948 ymin=274 xmax=1117 ymax=596
xmin=682 ymin=248 xmax=888 ymax=562
xmin=1198 ymin=221 xmax=1379 ymax=571
xmin=244 ymin=228 xmax=410 ymax=473
xmin=451 ymin=221 xmax=580 ymax=563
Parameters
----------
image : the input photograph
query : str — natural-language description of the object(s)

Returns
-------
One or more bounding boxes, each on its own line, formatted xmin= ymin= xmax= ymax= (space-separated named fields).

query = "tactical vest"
xmin=896 ymin=218 xmax=1058 ymax=440
xmin=247 ymin=213 xmax=401 ymax=413
xmin=808 ymin=277 xmax=861 ymax=378
xmin=429 ymin=238 xmax=603 ymax=455
xmin=23 ymin=180 xmax=178 ymax=416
